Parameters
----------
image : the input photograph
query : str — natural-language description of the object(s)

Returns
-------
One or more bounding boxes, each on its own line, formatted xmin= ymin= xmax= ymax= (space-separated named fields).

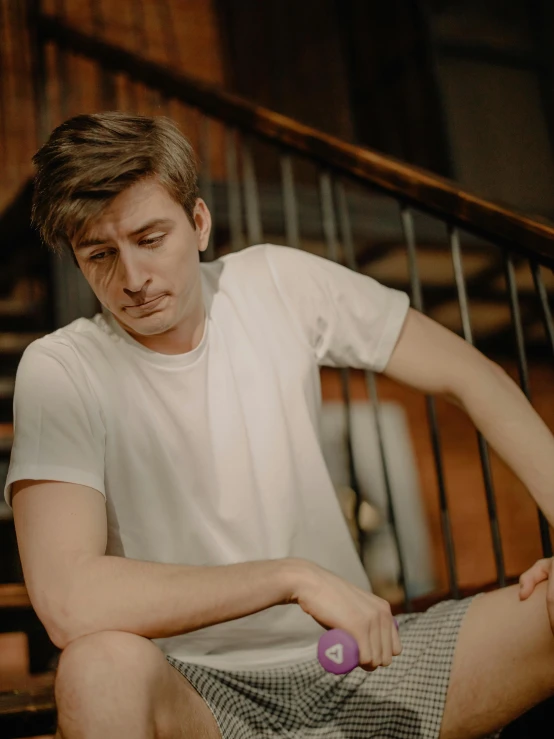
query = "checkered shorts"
xmin=166 ymin=596 xmax=502 ymax=738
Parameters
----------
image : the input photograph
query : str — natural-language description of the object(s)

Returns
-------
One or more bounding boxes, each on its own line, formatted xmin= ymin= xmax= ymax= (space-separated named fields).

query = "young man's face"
xmin=72 ymin=178 xmax=211 ymax=350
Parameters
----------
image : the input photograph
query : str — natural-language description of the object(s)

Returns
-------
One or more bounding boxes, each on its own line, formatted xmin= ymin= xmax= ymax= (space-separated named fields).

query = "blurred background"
xmin=1 ymin=0 xmax=554 ymax=736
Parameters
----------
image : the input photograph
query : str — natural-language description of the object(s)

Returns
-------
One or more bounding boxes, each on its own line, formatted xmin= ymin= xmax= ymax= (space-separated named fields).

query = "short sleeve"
xmin=265 ymin=244 xmax=410 ymax=370
xmin=3 ymin=339 xmax=106 ymax=509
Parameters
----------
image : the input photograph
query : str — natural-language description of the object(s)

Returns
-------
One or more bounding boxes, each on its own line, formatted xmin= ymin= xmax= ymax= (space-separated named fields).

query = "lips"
xmin=125 ymin=294 xmax=166 ymax=311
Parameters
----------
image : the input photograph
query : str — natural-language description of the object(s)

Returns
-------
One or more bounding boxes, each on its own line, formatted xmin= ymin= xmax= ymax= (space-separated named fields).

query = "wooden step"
xmin=0 ymin=422 xmax=13 ymax=461
xmin=0 ymin=672 xmax=57 ymax=739
xmin=0 ymin=378 xmax=15 ymax=398
xmin=0 ymin=584 xmax=60 ymax=677
xmin=0 ymin=314 xmax=50 ymax=334
xmin=0 ymin=279 xmax=49 ymax=337
xmin=0 ymin=584 xmax=31 ymax=610
xmin=0 ymin=377 xmax=15 ymax=425
xmin=0 ymin=334 xmax=46 ymax=376
xmin=0 ymin=333 xmax=46 ymax=354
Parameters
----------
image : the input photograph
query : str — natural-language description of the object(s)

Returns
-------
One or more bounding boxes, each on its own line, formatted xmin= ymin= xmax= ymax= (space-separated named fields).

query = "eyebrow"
xmin=76 ymin=218 xmax=175 ymax=250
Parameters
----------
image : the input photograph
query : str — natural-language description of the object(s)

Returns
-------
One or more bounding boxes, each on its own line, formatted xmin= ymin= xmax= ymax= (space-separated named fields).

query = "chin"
xmin=129 ymin=316 xmax=174 ymax=336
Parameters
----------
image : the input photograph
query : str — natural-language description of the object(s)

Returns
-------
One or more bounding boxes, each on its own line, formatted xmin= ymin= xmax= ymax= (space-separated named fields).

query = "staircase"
xmin=1 ymin=1 xmax=554 ymax=737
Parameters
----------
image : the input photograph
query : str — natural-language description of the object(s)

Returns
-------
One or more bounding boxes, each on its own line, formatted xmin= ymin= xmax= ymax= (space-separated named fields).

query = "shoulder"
xmin=214 ymin=243 xmax=311 ymax=273
xmin=202 ymin=244 xmax=301 ymax=297
xmin=211 ymin=243 xmax=323 ymax=290
xmin=216 ymin=243 xmax=277 ymax=271
xmin=16 ymin=315 xmax=112 ymax=379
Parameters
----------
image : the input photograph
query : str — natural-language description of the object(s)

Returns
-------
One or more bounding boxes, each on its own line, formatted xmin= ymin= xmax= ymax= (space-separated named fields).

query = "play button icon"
xmin=318 ymin=629 xmax=360 ymax=674
xmin=324 ymin=643 xmax=344 ymax=664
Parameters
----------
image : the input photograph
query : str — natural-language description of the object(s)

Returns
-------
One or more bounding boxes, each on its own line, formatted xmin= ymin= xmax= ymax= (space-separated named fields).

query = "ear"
xmin=193 ymin=198 xmax=212 ymax=252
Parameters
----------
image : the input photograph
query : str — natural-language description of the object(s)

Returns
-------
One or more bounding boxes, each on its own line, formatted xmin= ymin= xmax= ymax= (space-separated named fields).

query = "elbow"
xmin=30 ymin=600 xmax=71 ymax=651
xmin=33 ymin=590 xmax=85 ymax=651
xmin=45 ymin=612 xmax=91 ymax=651
xmin=46 ymin=620 xmax=70 ymax=651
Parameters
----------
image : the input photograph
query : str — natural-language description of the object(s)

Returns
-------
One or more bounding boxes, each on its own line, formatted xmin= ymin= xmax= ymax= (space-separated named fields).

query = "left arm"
xmin=383 ymin=308 xmax=554 ymax=526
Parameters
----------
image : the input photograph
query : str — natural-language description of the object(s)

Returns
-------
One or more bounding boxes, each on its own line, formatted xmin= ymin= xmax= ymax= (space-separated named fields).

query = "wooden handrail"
xmin=37 ymin=14 xmax=554 ymax=267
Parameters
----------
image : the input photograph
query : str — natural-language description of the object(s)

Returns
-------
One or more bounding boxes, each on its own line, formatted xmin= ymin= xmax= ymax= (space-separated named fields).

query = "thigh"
xmin=440 ymin=582 xmax=554 ymax=739
xmin=161 ymin=657 xmax=222 ymax=739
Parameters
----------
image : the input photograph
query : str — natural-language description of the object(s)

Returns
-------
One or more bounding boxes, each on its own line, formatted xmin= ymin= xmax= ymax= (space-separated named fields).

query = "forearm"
xmin=456 ymin=360 xmax=554 ymax=522
xmin=51 ymin=555 xmax=306 ymax=649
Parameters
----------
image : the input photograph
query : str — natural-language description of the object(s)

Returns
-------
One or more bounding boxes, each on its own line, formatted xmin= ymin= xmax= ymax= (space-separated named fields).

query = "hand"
xmin=290 ymin=561 xmax=402 ymax=671
xmin=519 ymin=557 xmax=554 ymax=632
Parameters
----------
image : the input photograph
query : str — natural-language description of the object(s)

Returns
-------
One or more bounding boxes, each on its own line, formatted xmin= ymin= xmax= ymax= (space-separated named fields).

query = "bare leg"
xmin=440 ymin=581 xmax=554 ymax=738
xmin=54 ymin=630 xmax=221 ymax=739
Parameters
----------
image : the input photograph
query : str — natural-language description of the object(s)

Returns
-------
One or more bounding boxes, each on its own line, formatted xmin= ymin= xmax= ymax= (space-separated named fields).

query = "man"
xmin=5 ymin=111 xmax=554 ymax=739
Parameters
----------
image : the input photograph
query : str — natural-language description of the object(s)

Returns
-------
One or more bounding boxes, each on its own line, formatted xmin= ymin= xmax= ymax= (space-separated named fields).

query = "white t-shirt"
xmin=4 ymin=244 xmax=410 ymax=670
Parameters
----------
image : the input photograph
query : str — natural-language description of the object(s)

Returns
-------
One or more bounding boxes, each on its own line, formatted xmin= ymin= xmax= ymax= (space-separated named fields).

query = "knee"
xmin=55 ymin=630 xmax=163 ymax=703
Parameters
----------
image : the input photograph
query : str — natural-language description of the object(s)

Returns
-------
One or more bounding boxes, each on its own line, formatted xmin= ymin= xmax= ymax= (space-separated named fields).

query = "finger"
xmin=519 ymin=559 xmax=551 ymax=599
xmin=391 ymin=618 xmax=402 ymax=656
xmin=358 ymin=638 xmax=376 ymax=672
xmin=380 ymin=611 xmax=393 ymax=667
xmin=368 ymin=614 xmax=383 ymax=670
xmin=520 ymin=558 xmax=550 ymax=589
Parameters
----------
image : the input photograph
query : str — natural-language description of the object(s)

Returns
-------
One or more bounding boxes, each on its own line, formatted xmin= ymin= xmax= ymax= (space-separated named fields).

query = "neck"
xmin=144 ymin=304 xmax=206 ymax=355
xmin=113 ymin=285 xmax=206 ymax=355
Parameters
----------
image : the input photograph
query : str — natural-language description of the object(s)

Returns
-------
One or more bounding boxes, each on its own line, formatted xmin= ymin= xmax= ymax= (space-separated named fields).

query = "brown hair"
xmin=32 ymin=112 xmax=199 ymax=258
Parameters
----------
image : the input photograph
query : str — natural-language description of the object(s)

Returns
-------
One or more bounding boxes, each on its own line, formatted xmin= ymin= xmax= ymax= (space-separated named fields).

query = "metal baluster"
xmin=280 ymin=154 xmax=300 ymax=250
xmin=400 ymin=205 xmax=459 ymax=599
xmin=505 ymin=255 xmax=531 ymax=396
xmin=450 ymin=226 xmax=507 ymax=585
xmin=225 ymin=128 xmax=244 ymax=252
xmin=530 ymin=260 xmax=554 ymax=555
xmin=319 ymin=172 xmax=340 ymax=261
xmin=242 ymin=137 xmax=263 ymax=246
xmin=505 ymin=253 xmax=553 ymax=558
xmin=199 ymin=115 xmax=215 ymax=262
xmin=333 ymin=179 xmax=411 ymax=610
xmin=319 ymin=171 xmax=366 ymax=558
xmin=89 ymin=0 xmax=116 ymax=109
xmin=530 ymin=260 xmax=554 ymax=360
xmin=335 ymin=181 xmax=357 ymax=272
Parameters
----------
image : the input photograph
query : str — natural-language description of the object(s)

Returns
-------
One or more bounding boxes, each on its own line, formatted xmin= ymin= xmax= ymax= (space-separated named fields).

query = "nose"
xmin=118 ymin=250 xmax=151 ymax=296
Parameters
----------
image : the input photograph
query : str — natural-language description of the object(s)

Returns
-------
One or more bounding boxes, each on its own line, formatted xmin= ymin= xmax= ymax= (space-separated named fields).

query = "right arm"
xmin=12 ymin=479 xmax=401 ymax=667
xmin=12 ymin=479 xmax=302 ymax=649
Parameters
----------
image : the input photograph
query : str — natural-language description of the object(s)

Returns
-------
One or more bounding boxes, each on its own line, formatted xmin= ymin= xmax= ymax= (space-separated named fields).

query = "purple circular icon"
xmin=318 ymin=629 xmax=359 ymax=674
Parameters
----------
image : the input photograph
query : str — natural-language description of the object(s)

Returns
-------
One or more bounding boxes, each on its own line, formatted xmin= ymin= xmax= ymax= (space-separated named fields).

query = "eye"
xmin=89 ymin=251 xmax=109 ymax=262
xmin=140 ymin=235 xmax=165 ymax=247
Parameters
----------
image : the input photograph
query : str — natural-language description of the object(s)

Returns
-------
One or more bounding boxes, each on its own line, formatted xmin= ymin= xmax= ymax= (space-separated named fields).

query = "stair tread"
xmin=0 ymin=584 xmax=31 ymax=609
xmin=0 ymin=334 xmax=46 ymax=354
xmin=0 ymin=671 xmax=55 ymax=713
xmin=0 ymin=378 xmax=15 ymax=397
xmin=0 ymin=424 xmax=13 ymax=453
xmin=0 ymin=300 xmax=43 ymax=318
